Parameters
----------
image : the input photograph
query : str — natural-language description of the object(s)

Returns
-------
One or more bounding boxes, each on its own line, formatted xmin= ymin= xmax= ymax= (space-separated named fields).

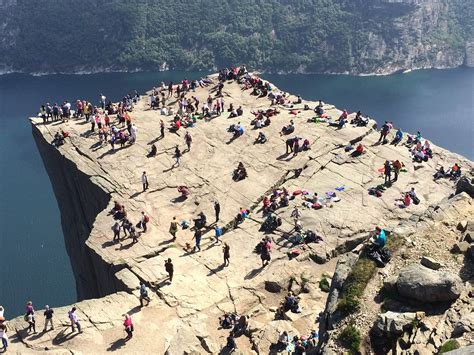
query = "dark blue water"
xmin=0 ymin=68 xmax=472 ymax=318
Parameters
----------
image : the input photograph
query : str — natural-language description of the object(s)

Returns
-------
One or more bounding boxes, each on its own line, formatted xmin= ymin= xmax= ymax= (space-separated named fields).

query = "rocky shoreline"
xmin=1 ymin=63 xmax=473 ymax=77
xmin=5 ymin=73 xmax=473 ymax=353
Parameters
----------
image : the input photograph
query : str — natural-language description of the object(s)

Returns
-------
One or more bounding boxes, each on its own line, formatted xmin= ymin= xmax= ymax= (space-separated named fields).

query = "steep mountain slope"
xmin=0 ymin=0 xmax=472 ymax=74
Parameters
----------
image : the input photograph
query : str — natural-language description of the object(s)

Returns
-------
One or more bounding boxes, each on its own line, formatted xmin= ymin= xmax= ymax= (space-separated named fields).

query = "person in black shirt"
xmin=44 ymin=305 xmax=54 ymax=331
xmin=165 ymin=258 xmax=174 ymax=283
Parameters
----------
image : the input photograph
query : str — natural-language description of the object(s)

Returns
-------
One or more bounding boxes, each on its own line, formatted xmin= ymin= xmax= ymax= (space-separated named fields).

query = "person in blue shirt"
xmin=371 ymin=227 xmax=387 ymax=249
xmin=392 ymin=128 xmax=403 ymax=145
xmin=214 ymin=225 xmax=222 ymax=243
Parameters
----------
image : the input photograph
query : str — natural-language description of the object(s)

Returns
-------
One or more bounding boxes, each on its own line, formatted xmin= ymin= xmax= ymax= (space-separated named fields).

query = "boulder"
xmin=443 ymin=345 xmax=474 ymax=355
xmin=264 ymin=280 xmax=284 ymax=293
xmin=452 ymin=313 xmax=474 ymax=337
xmin=463 ymin=232 xmax=473 ymax=243
xmin=457 ymin=220 xmax=468 ymax=232
xmin=374 ymin=311 xmax=418 ymax=335
xmin=455 ymin=177 xmax=474 ymax=198
xmin=469 ymin=244 xmax=474 ymax=260
xmin=383 ymin=275 xmax=398 ymax=294
xmin=396 ymin=264 xmax=463 ymax=303
xmin=420 ymin=256 xmax=444 ymax=270
xmin=451 ymin=241 xmax=470 ymax=254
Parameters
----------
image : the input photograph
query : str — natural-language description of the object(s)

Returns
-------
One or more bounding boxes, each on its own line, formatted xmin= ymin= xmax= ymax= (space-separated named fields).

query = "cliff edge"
xmin=5 ymin=73 xmax=473 ymax=354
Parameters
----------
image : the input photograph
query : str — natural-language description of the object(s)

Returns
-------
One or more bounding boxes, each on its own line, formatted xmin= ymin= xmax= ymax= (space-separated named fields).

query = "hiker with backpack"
xmin=392 ymin=160 xmax=403 ymax=182
xmin=140 ymin=212 xmax=149 ymax=232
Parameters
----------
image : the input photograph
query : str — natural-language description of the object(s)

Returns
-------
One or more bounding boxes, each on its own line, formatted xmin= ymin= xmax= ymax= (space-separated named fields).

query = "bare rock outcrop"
xmin=395 ymin=264 xmax=463 ymax=303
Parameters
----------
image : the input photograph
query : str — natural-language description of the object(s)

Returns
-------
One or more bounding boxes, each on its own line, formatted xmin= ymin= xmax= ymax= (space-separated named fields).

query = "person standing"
xmin=214 ymin=201 xmax=221 ymax=222
xmin=0 ymin=323 xmax=8 ymax=352
xmin=174 ymin=146 xmax=181 ymax=167
xmin=123 ymin=314 xmax=133 ymax=340
xmin=392 ymin=160 xmax=403 ymax=182
xmin=68 ymin=307 xmax=82 ymax=333
xmin=27 ymin=312 xmax=36 ymax=333
xmin=384 ymin=160 xmax=392 ymax=184
xmin=214 ymin=225 xmax=222 ymax=243
xmin=165 ymin=258 xmax=174 ymax=283
xmin=112 ymin=221 xmax=121 ymax=243
xmin=139 ymin=282 xmax=151 ymax=307
xmin=169 ymin=217 xmax=178 ymax=240
xmin=140 ymin=211 xmax=149 ymax=232
xmin=160 ymin=119 xmax=165 ymax=138
xmin=25 ymin=301 xmax=36 ymax=333
xmin=223 ymin=242 xmax=230 ymax=266
xmin=184 ymin=131 xmax=192 ymax=151
xmin=193 ymin=228 xmax=202 ymax=252
xmin=43 ymin=305 xmax=54 ymax=331
xmin=141 ymin=171 xmax=149 ymax=191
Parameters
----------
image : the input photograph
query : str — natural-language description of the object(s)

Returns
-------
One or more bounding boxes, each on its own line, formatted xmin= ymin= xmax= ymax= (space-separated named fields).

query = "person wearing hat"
xmin=44 ymin=305 xmax=54 ymax=331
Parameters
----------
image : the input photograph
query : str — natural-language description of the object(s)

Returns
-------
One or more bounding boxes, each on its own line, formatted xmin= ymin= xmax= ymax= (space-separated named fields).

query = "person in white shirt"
xmin=141 ymin=171 xmax=149 ymax=191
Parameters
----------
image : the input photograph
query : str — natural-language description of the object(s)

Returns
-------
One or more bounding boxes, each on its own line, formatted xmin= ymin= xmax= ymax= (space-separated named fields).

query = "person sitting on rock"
xmin=302 ymin=139 xmax=310 ymax=151
xmin=236 ymin=106 xmax=243 ymax=116
xmin=233 ymin=162 xmax=248 ymax=181
xmin=283 ymin=292 xmax=301 ymax=313
xmin=396 ymin=192 xmax=412 ymax=208
xmin=433 ymin=166 xmax=446 ymax=180
xmin=147 ymin=144 xmax=157 ymax=157
xmin=391 ymin=128 xmax=403 ymax=145
xmin=177 ymin=185 xmax=190 ymax=199
xmin=229 ymin=107 xmax=238 ymax=118
xmin=448 ymin=163 xmax=461 ymax=179
xmin=351 ymin=143 xmax=365 ymax=157
xmin=236 ymin=207 xmax=249 ymax=224
xmin=280 ymin=194 xmax=289 ymax=207
xmin=314 ymin=100 xmax=324 ymax=116
xmin=370 ymin=227 xmax=387 ymax=250
xmin=255 ymin=131 xmax=267 ymax=144
xmin=280 ymin=120 xmax=295 ymax=135
xmin=293 ymin=95 xmax=302 ymax=104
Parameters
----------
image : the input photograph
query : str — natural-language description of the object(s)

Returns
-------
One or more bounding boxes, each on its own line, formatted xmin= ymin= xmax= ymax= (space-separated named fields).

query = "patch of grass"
xmin=319 ymin=277 xmax=330 ymax=293
xmin=439 ymin=339 xmax=460 ymax=353
xmin=300 ymin=273 xmax=310 ymax=289
xmin=338 ymin=324 xmax=361 ymax=354
xmin=337 ymin=233 xmax=402 ymax=315
xmin=337 ymin=258 xmax=376 ymax=314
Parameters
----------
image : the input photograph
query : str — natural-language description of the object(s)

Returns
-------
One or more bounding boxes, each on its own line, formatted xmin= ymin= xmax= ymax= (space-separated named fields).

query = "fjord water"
xmin=0 ymin=68 xmax=472 ymax=318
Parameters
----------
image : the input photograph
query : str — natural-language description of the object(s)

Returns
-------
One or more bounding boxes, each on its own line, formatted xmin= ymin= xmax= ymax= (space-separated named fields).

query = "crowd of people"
xmin=23 ymin=64 xmax=466 ymax=353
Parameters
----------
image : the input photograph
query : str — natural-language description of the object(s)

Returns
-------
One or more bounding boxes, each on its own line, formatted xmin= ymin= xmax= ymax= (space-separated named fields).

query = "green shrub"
xmin=319 ymin=277 xmax=330 ymax=292
xmin=338 ymin=325 xmax=361 ymax=353
xmin=338 ymin=294 xmax=361 ymax=314
xmin=439 ymin=340 xmax=460 ymax=353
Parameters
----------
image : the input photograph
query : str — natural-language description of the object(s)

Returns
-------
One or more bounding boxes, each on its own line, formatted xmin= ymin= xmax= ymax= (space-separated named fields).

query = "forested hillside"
xmin=0 ymin=0 xmax=472 ymax=74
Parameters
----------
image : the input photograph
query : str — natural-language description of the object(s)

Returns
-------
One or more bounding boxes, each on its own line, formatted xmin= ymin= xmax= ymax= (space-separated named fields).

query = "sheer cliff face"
xmin=352 ymin=0 xmax=469 ymax=73
xmin=33 ymin=126 xmax=112 ymax=300
xmin=0 ymin=0 xmax=471 ymax=74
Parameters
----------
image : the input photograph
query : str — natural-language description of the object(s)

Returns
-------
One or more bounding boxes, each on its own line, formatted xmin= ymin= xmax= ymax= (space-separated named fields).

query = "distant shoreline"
xmin=1 ymin=64 xmax=472 ymax=77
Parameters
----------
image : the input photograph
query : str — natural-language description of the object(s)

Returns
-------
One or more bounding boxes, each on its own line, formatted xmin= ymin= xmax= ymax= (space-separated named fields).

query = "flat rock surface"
xmin=8 ymin=73 xmax=473 ymax=353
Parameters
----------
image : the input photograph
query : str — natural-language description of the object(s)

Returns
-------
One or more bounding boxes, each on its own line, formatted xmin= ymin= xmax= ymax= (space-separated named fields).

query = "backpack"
xmin=144 ymin=215 xmax=150 ymax=223
xmin=412 ymin=196 xmax=420 ymax=205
